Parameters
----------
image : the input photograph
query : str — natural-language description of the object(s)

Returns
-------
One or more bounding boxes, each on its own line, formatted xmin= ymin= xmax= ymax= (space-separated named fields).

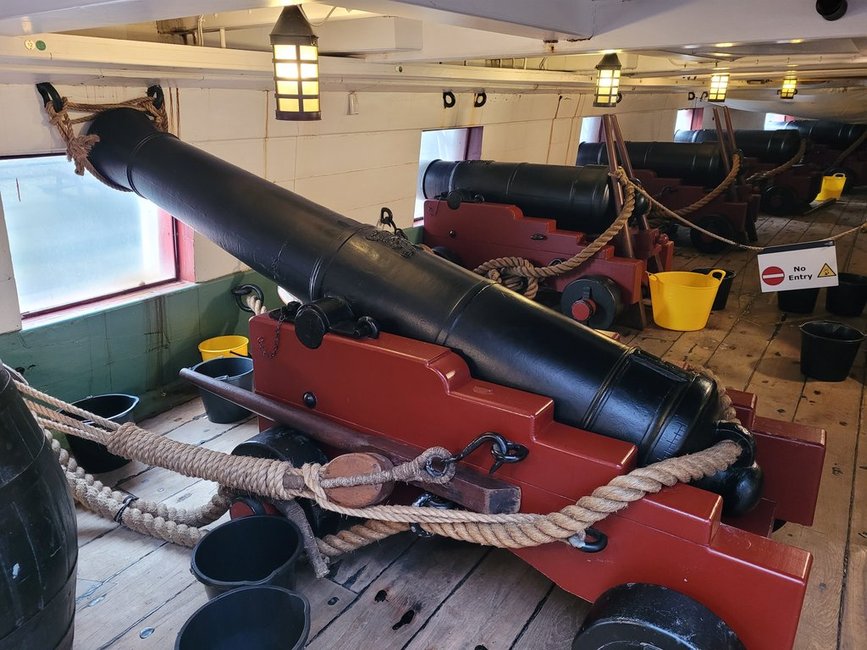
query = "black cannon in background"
xmin=419 ymin=159 xmax=673 ymax=329
xmin=786 ymin=119 xmax=867 ymax=192
xmin=577 ymin=141 xmax=760 ymax=253
xmin=675 ymin=129 xmax=822 ymax=215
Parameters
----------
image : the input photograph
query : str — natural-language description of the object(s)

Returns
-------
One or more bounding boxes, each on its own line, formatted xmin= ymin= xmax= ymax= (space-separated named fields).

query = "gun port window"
xmin=415 ymin=127 xmax=482 ymax=222
xmin=0 ymin=155 xmax=178 ymax=317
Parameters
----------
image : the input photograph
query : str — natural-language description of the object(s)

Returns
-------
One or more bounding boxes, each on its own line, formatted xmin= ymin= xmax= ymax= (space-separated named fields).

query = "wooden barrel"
xmin=0 ymin=366 xmax=77 ymax=650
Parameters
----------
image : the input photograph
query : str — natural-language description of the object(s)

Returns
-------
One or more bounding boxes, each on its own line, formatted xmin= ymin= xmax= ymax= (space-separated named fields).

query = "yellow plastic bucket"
xmin=814 ymin=173 xmax=846 ymax=201
xmin=648 ymin=269 xmax=725 ymax=331
xmin=198 ymin=335 xmax=249 ymax=361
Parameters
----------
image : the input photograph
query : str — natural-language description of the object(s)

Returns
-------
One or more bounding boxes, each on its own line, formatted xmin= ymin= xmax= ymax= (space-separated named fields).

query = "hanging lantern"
xmin=708 ymin=73 xmax=729 ymax=102
xmin=270 ymin=6 xmax=321 ymax=121
xmin=593 ymin=53 xmax=622 ymax=108
xmin=779 ymin=74 xmax=798 ymax=100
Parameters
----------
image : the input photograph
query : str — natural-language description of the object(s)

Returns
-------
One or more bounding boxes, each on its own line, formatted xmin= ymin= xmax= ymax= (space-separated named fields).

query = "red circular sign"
xmin=762 ymin=266 xmax=785 ymax=286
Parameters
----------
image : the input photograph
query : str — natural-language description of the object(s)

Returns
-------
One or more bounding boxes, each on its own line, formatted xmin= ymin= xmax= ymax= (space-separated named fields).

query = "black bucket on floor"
xmin=692 ymin=268 xmax=736 ymax=310
xmin=188 ymin=356 xmax=253 ymax=424
xmin=777 ymin=287 xmax=819 ymax=313
xmin=825 ymin=272 xmax=867 ymax=317
xmin=1 ymin=365 xmax=78 ymax=650
xmin=191 ymin=515 xmax=303 ymax=600
xmin=61 ymin=394 xmax=139 ymax=473
xmin=175 ymin=586 xmax=310 ymax=650
xmin=800 ymin=320 xmax=865 ymax=381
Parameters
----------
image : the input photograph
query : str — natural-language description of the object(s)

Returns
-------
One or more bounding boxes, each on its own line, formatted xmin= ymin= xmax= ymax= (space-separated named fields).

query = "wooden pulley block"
xmin=321 ymin=452 xmax=394 ymax=508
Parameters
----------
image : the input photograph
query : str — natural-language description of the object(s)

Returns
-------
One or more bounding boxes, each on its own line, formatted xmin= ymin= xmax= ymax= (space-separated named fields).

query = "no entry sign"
xmin=757 ymin=241 xmax=839 ymax=293
xmin=761 ymin=266 xmax=785 ymax=286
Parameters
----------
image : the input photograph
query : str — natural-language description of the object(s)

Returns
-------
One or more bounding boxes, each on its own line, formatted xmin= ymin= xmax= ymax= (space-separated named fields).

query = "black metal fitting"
xmin=442 ymin=91 xmax=456 ymax=108
xmin=473 ymin=92 xmax=487 ymax=108
xmin=231 ymin=284 xmax=265 ymax=313
xmin=146 ymin=85 xmax=165 ymax=110
xmin=426 ymin=432 xmax=529 ymax=478
xmin=568 ymin=527 xmax=608 ymax=553
xmin=35 ymin=82 xmax=64 ymax=112
xmin=410 ymin=493 xmax=455 ymax=537
xmin=293 ymin=297 xmax=380 ymax=349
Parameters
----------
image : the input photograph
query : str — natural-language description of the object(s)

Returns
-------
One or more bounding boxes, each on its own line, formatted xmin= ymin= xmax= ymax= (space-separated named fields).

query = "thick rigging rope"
xmin=473 ymin=172 xmax=637 ymax=298
xmin=656 ymin=153 xmax=743 ymax=218
xmin=744 ymin=139 xmax=807 ymax=184
xmin=18 ymin=375 xmax=741 ymax=569
xmin=42 ymin=93 xmax=169 ymax=191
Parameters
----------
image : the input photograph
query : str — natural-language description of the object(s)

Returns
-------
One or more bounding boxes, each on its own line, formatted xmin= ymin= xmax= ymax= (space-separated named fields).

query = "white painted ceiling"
xmin=3 ymin=1 xmax=867 ymax=119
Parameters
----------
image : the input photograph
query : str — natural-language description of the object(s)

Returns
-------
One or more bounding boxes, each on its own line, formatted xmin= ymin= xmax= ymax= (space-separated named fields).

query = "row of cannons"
xmin=418 ymin=118 xmax=865 ymax=330
xmin=77 ymin=107 xmax=830 ymax=649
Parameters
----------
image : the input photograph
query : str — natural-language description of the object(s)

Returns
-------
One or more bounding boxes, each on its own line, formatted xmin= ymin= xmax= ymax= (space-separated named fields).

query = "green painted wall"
xmin=0 ymin=270 xmax=279 ymax=418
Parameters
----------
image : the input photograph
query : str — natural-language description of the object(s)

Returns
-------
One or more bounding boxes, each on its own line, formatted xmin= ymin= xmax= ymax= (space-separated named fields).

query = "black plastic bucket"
xmin=1 ymin=365 xmax=78 ymax=650
xmin=61 ymin=394 xmax=139 ymax=473
xmin=800 ymin=320 xmax=865 ymax=381
xmin=692 ymin=268 xmax=737 ymax=310
xmin=777 ymin=287 xmax=820 ymax=313
xmin=825 ymin=272 xmax=867 ymax=317
xmin=189 ymin=356 xmax=253 ymax=424
xmin=175 ymin=586 xmax=310 ymax=650
xmin=191 ymin=515 xmax=303 ymax=600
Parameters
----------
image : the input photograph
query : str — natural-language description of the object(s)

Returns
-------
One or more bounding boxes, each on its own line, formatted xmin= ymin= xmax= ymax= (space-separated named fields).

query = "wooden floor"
xmin=72 ymin=197 xmax=866 ymax=650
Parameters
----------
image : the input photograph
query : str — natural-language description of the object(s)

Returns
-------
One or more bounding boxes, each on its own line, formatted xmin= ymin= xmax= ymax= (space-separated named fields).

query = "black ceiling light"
xmin=779 ymin=74 xmax=798 ymax=99
xmin=593 ymin=53 xmax=622 ymax=108
xmin=270 ymin=6 xmax=321 ymax=121
xmin=816 ymin=0 xmax=847 ymax=21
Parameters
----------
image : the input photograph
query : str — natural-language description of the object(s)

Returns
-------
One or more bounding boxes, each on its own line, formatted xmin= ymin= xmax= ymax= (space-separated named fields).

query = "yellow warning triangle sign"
xmin=818 ymin=263 xmax=837 ymax=278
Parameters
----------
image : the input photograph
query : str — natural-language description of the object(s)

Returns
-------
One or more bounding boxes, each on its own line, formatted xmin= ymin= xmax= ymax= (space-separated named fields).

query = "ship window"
xmin=764 ymin=113 xmax=795 ymax=130
xmin=674 ymin=108 xmax=704 ymax=135
xmin=579 ymin=116 xmax=603 ymax=144
xmin=415 ymin=127 xmax=483 ymax=223
xmin=0 ymin=155 xmax=178 ymax=317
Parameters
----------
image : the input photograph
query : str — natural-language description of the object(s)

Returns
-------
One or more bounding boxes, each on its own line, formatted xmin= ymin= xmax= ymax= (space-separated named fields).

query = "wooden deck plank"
xmin=512 ymin=586 xmax=590 ymax=650
xmin=403 ymin=550 xmax=551 ymax=649
xmin=307 ymin=540 xmax=487 ymax=650
xmin=840 ymin=382 xmax=867 ymax=650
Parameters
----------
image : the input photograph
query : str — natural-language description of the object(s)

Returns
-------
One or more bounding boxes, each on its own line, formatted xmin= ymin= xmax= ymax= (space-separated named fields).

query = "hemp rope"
xmin=245 ymin=292 xmax=268 ymax=316
xmin=831 ymin=128 xmax=867 ymax=168
xmin=472 ymin=173 xmax=637 ymax=298
xmin=18 ymin=376 xmax=741 ymax=561
xmin=652 ymin=154 xmax=742 ymax=218
xmin=43 ymin=94 xmax=169 ymax=191
xmin=621 ymin=169 xmax=865 ymax=252
xmin=744 ymin=139 xmax=807 ymax=184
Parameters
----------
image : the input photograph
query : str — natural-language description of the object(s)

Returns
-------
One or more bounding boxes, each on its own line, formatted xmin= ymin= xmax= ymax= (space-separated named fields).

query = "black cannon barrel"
xmin=577 ymin=141 xmax=725 ymax=187
xmin=674 ymin=129 xmax=802 ymax=164
xmin=86 ymin=109 xmax=756 ymax=505
xmin=786 ymin=120 xmax=867 ymax=148
xmin=422 ymin=159 xmax=616 ymax=234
